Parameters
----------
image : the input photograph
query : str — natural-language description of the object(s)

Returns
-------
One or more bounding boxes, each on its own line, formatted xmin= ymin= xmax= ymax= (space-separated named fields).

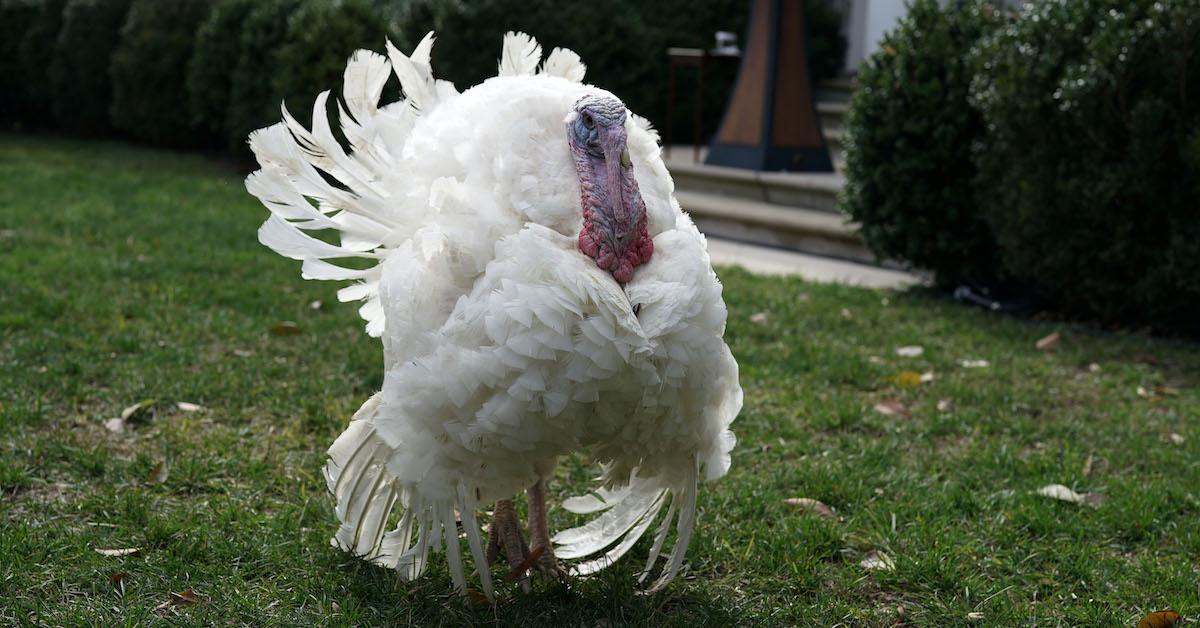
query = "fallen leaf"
xmin=175 ymin=402 xmax=203 ymax=413
xmin=840 ymin=308 xmax=852 ymax=319
xmin=895 ymin=345 xmax=924 ymax=357
xmin=783 ymin=498 xmax=835 ymax=519
xmin=1133 ymin=352 xmax=1161 ymax=366
xmin=95 ymin=548 xmax=141 ymax=557
xmin=1036 ymin=332 xmax=1061 ymax=351
xmin=147 ymin=460 xmax=169 ymax=485
xmin=860 ymin=550 xmax=894 ymax=571
xmin=270 ymin=321 xmax=302 ymax=336
xmin=232 ymin=349 xmax=253 ymax=358
xmin=961 ymin=359 xmax=990 ymax=368
xmin=1088 ymin=362 xmax=1102 ymax=372
xmin=1036 ymin=484 xmax=1105 ymax=507
xmin=154 ymin=588 xmax=208 ymax=614
xmin=1082 ymin=453 xmax=1094 ymax=477
xmin=920 ymin=371 xmax=936 ymax=383
xmin=873 ymin=399 xmax=910 ymax=418
xmin=120 ymin=399 xmax=155 ymax=423
xmin=104 ymin=417 xmax=125 ymax=433
xmin=1135 ymin=610 xmax=1182 ymax=628
xmin=749 ymin=312 xmax=769 ymax=325
xmin=309 ymin=300 xmax=323 ymax=310
xmin=966 ymin=611 xmax=985 ymax=622
xmin=110 ymin=572 xmax=128 ymax=597
xmin=868 ymin=355 xmax=885 ymax=365
xmin=887 ymin=371 xmax=923 ymax=388
xmin=1167 ymin=432 xmax=1185 ymax=445
xmin=936 ymin=399 xmax=954 ymax=412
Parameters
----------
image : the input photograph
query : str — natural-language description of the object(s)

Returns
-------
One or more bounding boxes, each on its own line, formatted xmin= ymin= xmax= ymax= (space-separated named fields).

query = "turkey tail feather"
xmin=553 ymin=455 xmax=700 ymax=590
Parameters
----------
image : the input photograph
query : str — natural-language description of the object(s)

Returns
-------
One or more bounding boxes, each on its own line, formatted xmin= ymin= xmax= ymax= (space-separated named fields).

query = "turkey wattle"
xmin=246 ymin=31 xmax=741 ymax=600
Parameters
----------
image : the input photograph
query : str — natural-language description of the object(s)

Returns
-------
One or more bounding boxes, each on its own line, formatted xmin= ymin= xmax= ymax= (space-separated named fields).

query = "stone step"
xmin=665 ymin=155 xmax=844 ymax=213
xmin=675 ymin=190 xmax=874 ymax=264
xmin=817 ymin=101 xmax=849 ymax=133
xmin=816 ymin=78 xmax=857 ymax=103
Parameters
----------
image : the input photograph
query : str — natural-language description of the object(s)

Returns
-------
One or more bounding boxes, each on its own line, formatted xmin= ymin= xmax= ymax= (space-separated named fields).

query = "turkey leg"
xmin=486 ymin=499 xmax=532 ymax=592
xmin=525 ymin=477 xmax=563 ymax=578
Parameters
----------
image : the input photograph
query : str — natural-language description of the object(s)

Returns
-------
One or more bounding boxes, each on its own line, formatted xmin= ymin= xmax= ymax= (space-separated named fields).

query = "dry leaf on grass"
xmin=95 ymin=548 xmax=141 ymax=557
xmin=1036 ymin=484 xmax=1105 ymax=507
xmin=1138 ymin=385 xmax=1181 ymax=400
xmin=888 ymin=371 xmax=923 ymax=388
xmin=1082 ymin=453 xmax=1095 ymax=477
xmin=147 ymin=460 xmax=169 ymax=485
xmin=895 ymin=345 xmax=924 ymax=357
xmin=936 ymin=399 xmax=954 ymax=412
xmin=1135 ymin=610 xmax=1182 ymax=628
xmin=154 ymin=588 xmax=209 ymax=613
xmin=309 ymin=300 xmax=323 ymax=310
xmin=961 ymin=359 xmax=990 ymax=368
xmin=1166 ymin=432 xmax=1185 ymax=445
xmin=966 ymin=611 xmax=985 ymax=622
xmin=1036 ymin=332 xmax=1061 ymax=351
xmin=270 ymin=321 xmax=302 ymax=336
xmin=104 ymin=417 xmax=126 ymax=433
xmin=120 ymin=399 xmax=155 ymax=423
xmin=840 ymin=308 xmax=852 ymax=319
xmin=860 ymin=550 xmax=895 ymax=571
xmin=175 ymin=402 xmax=203 ymax=413
xmin=749 ymin=312 xmax=769 ymax=325
xmin=873 ymin=399 xmax=910 ymax=418
xmin=232 ymin=348 xmax=253 ymax=358
xmin=783 ymin=498 xmax=836 ymax=519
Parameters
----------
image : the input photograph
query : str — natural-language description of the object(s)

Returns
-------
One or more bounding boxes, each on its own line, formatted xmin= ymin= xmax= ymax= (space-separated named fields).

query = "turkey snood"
xmin=568 ymin=95 xmax=653 ymax=284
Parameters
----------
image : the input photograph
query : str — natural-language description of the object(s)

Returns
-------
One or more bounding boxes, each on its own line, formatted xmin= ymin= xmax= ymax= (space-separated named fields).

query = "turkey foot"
xmin=486 ymin=498 xmax=533 ymax=592
xmin=525 ymin=477 xmax=564 ymax=579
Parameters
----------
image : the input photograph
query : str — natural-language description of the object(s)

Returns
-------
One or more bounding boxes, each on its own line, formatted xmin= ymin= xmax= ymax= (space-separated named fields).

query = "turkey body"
xmin=248 ymin=33 xmax=740 ymax=600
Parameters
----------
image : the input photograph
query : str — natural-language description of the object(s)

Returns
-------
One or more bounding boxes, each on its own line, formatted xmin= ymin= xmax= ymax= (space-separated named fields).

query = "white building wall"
xmin=843 ymin=0 xmax=909 ymax=74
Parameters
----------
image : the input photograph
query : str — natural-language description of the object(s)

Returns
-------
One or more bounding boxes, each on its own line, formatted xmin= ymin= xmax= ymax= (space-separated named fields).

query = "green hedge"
xmin=842 ymin=0 xmax=1003 ymax=288
xmin=50 ymin=0 xmax=131 ymax=135
xmin=0 ymin=0 xmax=42 ymax=127
xmin=17 ymin=0 xmax=68 ymax=128
xmin=971 ymin=0 xmax=1200 ymax=332
xmin=225 ymin=0 xmax=302 ymax=150
xmin=271 ymin=0 xmax=397 ymax=131
xmin=186 ymin=0 xmax=254 ymax=139
xmin=110 ymin=0 xmax=212 ymax=146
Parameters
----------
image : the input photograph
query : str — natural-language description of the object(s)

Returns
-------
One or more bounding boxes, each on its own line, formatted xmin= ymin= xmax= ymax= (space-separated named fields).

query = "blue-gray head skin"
xmin=567 ymin=95 xmax=652 ymax=284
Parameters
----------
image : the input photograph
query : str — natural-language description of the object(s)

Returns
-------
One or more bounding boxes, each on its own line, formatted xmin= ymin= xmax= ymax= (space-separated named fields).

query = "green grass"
xmin=2 ymin=133 xmax=1199 ymax=626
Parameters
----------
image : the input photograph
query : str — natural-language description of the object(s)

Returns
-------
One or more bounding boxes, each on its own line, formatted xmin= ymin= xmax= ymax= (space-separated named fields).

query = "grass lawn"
xmin=2 ymin=134 xmax=1199 ymax=626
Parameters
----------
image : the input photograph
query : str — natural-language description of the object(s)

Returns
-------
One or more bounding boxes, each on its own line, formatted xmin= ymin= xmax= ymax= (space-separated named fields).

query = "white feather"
xmin=497 ymin=31 xmax=542 ymax=77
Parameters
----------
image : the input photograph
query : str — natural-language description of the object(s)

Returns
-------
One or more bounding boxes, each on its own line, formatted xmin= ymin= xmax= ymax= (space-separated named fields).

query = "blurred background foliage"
xmin=0 ymin=0 xmax=847 ymax=152
xmin=843 ymin=0 xmax=1200 ymax=336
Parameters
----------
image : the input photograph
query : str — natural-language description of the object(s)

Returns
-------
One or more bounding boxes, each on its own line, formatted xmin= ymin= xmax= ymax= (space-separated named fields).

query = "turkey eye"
xmin=582 ymin=113 xmax=594 ymax=129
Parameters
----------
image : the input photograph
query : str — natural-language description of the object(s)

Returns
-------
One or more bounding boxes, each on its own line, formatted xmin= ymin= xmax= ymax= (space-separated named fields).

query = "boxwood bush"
xmin=109 ymin=0 xmax=211 ymax=146
xmin=841 ymin=0 xmax=1004 ymax=287
xmin=971 ymin=0 xmax=1200 ymax=332
xmin=17 ymin=0 xmax=68 ymax=128
xmin=270 ymin=0 xmax=395 ymax=132
xmin=50 ymin=0 xmax=131 ymax=135
xmin=225 ymin=0 xmax=302 ymax=150
xmin=0 ymin=0 xmax=42 ymax=127
xmin=187 ymin=0 xmax=254 ymax=139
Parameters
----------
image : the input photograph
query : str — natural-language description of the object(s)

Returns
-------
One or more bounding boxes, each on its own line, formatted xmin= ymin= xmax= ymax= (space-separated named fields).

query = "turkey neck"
xmin=573 ymin=129 xmax=653 ymax=285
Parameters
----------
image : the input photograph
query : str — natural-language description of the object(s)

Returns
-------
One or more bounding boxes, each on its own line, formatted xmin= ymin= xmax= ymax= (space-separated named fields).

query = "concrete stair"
xmin=665 ymin=79 xmax=880 ymax=264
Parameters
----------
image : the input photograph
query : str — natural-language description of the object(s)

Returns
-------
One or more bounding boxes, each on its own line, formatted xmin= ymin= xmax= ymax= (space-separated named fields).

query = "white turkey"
xmin=246 ymin=31 xmax=741 ymax=601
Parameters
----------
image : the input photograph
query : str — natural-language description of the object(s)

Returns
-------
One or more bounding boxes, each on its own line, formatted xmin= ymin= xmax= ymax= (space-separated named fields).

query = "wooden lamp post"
xmin=705 ymin=0 xmax=833 ymax=172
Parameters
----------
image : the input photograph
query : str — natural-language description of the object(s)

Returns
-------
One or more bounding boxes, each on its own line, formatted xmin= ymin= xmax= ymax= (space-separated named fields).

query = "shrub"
xmin=270 ymin=0 xmax=395 ymax=131
xmin=971 ymin=0 xmax=1200 ymax=333
xmin=0 ymin=0 xmax=43 ymax=127
xmin=17 ymin=0 xmax=68 ymax=128
xmin=841 ymin=0 xmax=1004 ymax=287
xmin=50 ymin=0 xmax=132 ymax=135
xmin=226 ymin=0 xmax=301 ymax=150
xmin=187 ymin=0 xmax=254 ymax=140
xmin=109 ymin=0 xmax=211 ymax=146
